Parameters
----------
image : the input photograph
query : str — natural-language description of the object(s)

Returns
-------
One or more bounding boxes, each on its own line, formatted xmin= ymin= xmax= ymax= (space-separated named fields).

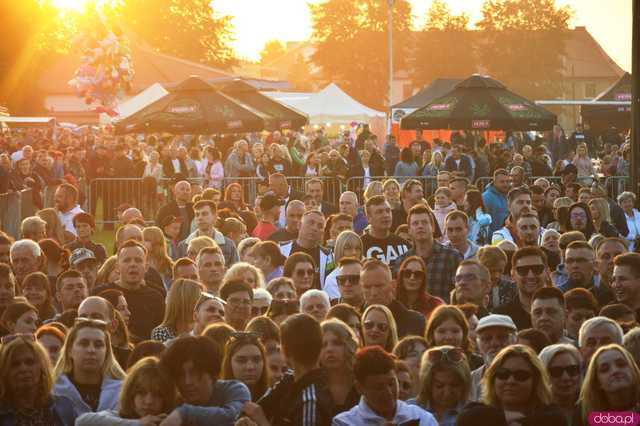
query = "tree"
xmin=120 ymin=0 xmax=237 ymax=69
xmin=476 ymin=0 xmax=573 ymax=100
xmin=309 ymin=0 xmax=413 ymax=111
xmin=287 ymin=53 xmax=315 ymax=92
xmin=260 ymin=40 xmax=286 ymax=65
xmin=412 ymin=0 xmax=478 ymax=92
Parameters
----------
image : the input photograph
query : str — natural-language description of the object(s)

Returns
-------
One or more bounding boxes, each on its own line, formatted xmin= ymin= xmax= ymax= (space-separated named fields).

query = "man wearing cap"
xmin=64 ymin=212 xmax=107 ymax=264
xmin=70 ymin=248 xmax=99 ymax=292
xmin=470 ymin=314 xmax=517 ymax=401
xmin=253 ymin=194 xmax=284 ymax=240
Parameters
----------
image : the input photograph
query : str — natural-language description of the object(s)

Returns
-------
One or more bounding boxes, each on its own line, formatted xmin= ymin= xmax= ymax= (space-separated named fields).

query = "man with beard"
xmin=611 ymin=253 xmax=640 ymax=321
xmin=595 ymin=237 xmax=628 ymax=304
xmin=469 ymin=314 xmax=517 ymax=400
xmin=362 ymin=196 xmax=410 ymax=270
xmin=54 ymin=183 xmax=85 ymax=238
xmin=531 ymin=287 xmax=574 ymax=345
xmin=279 ymin=210 xmax=333 ymax=290
xmin=196 ymin=246 xmax=226 ymax=295
xmin=491 ymin=187 xmax=532 ymax=245
xmin=560 ymin=241 xmax=609 ymax=305
xmin=495 ymin=246 xmax=550 ymax=330
xmin=268 ymin=200 xmax=304 ymax=243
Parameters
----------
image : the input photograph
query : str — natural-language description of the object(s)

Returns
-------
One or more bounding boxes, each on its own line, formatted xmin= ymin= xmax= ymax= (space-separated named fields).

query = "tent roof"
xmin=392 ymin=79 xmax=462 ymax=109
xmin=593 ymin=72 xmax=632 ymax=102
xmin=263 ymin=83 xmax=384 ymax=124
xmin=115 ymin=83 xmax=169 ymax=119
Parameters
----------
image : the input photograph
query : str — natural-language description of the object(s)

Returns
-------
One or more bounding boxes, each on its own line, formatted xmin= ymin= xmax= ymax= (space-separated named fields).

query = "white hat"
xmin=476 ymin=314 xmax=517 ymax=333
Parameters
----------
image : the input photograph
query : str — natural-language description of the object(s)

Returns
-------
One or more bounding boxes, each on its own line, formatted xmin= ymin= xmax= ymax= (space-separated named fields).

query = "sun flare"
xmin=51 ymin=0 xmax=90 ymax=12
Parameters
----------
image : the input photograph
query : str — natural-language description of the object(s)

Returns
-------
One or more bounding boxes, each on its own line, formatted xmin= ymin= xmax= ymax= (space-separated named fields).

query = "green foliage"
xmin=120 ymin=0 xmax=237 ymax=69
xmin=260 ymin=40 xmax=286 ymax=65
xmin=309 ymin=0 xmax=413 ymax=110
xmin=412 ymin=0 xmax=477 ymax=92
xmin=476 ymin=0 xmax=574 ymax=100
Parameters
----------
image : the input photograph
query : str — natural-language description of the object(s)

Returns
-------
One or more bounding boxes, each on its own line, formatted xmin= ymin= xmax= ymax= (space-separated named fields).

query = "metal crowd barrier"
xmin=604 ymin=176 xmax=629 ymax=201
xmin=0 ymin=189 xmax=34 ymax=239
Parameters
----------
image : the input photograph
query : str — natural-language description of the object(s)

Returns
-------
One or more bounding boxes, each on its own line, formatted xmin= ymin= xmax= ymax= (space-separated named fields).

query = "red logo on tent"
xmin=227 ymin=120 xmax=243 ymax=129
xmin=280 ymin=121 xmax=292 ymax=129
xmin=472 ymin=120 xmax=490 ymax=128
xmin=508 ymin=104 xmax=527 ymax=111
xmin=430 ymin=104 xmax=451 ymax=111
xmin=615 ymin=93 xmax=631 ymax=101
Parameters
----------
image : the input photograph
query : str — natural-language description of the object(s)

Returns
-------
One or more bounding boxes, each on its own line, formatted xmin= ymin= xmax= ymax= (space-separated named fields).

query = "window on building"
xmin=584 ymin=82 xmax=597 ymax=99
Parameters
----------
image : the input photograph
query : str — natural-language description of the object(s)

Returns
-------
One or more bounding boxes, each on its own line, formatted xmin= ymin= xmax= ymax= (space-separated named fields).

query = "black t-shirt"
xmin=70 ymin=376 xmax=102 ymax=411
xmin=361 ymin=233 xmax=410 ymax=269
xmin=267 ymin=228 xmax=297 ymax=243
xmin=494 ymin=298 xmax=531 ymax=331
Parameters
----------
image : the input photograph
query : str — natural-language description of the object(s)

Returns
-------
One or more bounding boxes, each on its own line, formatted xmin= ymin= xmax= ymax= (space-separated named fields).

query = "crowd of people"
xmin=0 ymin=122 xmax=638 ymax=426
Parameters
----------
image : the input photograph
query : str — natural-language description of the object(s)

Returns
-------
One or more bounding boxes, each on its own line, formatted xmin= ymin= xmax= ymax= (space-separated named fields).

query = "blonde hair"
xmin=588 ymin=197 xmax=612 ymax=224
xmin=158 ymin=279 xmax=203 ymax=331
xmin=553 ymin=197 xmax=573 ymax=209
xmin=364 ymin=181 xmax=384 ymax=202
xmin=187 ymin=236 xmax=216 ymax=259
xmin=334 ymin=231 xmax=362 ymax=263
xmin=416 ymin=345 xmax=471 ymax=408
xmin=579 ymin=344 xmax=640 ymax=421
xmin=382 ymin=178 xmax=400 ymax=193
xmin=97 ymin=255 xmax=118 ymax=285
xmin=321 ymin=318 xmax=359 ymax=375
xmin=37 ymin=208 xmax=65 ymax=243
xmin=0 ymin=337 xmax=53 ymax=407
xmin=481 ymin=344 xmax=552 ymax=409
xmin=143 ymin=226 xmax=174 ymax=276
xmin=362 ymin=304 xmax=398 ymax=352
xmin=223 ymin=262 xmax=265 ymax=289
xmin=54 ymin=322 xmax=125 ymax=381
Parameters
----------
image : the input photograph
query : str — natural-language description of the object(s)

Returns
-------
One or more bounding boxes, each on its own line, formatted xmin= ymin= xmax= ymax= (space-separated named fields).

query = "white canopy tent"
xmin=263 ymin=83 xmax=385 ymax=125
xmin=101 ymin=83 xmax=169 ymax=124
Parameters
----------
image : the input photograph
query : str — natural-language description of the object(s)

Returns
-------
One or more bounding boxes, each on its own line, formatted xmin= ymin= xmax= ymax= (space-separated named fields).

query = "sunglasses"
xmin=402 ymin=270 xmax=425 ymax=280
xmin=1 ymin=333 xmax=36 ymax=345
xmin=295 ymin=269 xmax=314 ymax=278
xmin=252 ymin=305 xmax=270 ymax=316
xmin=495 ymin=367 xmax=533 ymax=382
xmin=74 ymin=317 xmax=108 ymax=330
xmin=427 ymin=347 xmax=465 ymax=364
xmin=515 ymin=264 xmax=545 ymax=277
xmin=336 ymin=275 xmax=359 ymax=286
xmin=548 ymin=365 xmax=580 ymax=378
xmin=363 ymin=321 xmax=389 ymax=332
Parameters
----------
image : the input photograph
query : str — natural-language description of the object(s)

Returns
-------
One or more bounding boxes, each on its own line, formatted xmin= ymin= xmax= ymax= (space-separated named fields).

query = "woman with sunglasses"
xmin=319 ymin=318 xmax=360 ymax=413
xmin=411 ymin=346 xmax=471 ymax=426
xmin=396 ymin=256 xmax=443 ymax=321
xmin=53 ymin=318 xmax=126 ymax=415
xmin=475 ymin=344 xmax=564 ymax=425
xmin=0 ymin=334 xmax=77 ymax=425
xmin=361 ymin=304 xmax=398 ymax=352
xmin=425 ymin=305 xmax=483 ymax=370
xmin=323 ymin=231 xmax=363 ymax=300
xmin=283 ymin=253 xmax=316 ymax=298
xmin=0 ymin=300 xmax=39 ymax=336
xmin=539 ymin=344 xmax=583 ymax=423
xmin=222 ymin=332 xmax=270 ymax=401
xmin=575 ymin=344 xmax=640 ymax=426
xmin=151 ymin=278 xmax=203 ymax=342
xmin=76 ymin=356 xmax=177 ymax=425
xmin=21 ymin=271 xmax=56 ymax=322
xmin=393 ymin=336 xmax=429 ymax=399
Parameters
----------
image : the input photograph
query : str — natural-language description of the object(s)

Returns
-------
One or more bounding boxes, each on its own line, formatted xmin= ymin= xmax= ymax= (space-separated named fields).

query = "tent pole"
xmin=632 ymin=0 xmax=640 ymax=197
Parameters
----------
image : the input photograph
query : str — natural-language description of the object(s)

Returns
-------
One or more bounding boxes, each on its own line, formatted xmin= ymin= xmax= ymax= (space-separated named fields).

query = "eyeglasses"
xmin=548 ymin=365 xmax=580 ymax=378
xmin=1 ymin=333 xmax=36 ymax=345
xmin=227 ymin=297 xmax=252 ymax=307
xmin=336 ymin=275 xmax=360 ymax=286
xmin=427 ymin=347 xmax=465 ymax=364
xmin=495 ymin=367 xmax=533 ymax=382
xmin=455 ymin=273 xmax=478 ymax=284
xmin=363 ymin=321 xmax=389 ymax=332
xmin=402 ymin=270 xmax=425 ymax=280
xmin=74 ymin=317 xmax=108 ymax=330
xmin=294 ymin=269 xmax=314 ymax=278
xmin=515 ymin=264 xmax=545 ymax=277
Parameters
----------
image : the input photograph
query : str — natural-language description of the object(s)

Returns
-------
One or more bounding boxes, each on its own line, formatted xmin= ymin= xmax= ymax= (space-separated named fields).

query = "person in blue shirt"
xmin=482 ymin=169 xmax=511 ymax=234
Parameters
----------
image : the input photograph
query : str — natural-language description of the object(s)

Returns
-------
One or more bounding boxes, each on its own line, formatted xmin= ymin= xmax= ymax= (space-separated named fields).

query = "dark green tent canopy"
xmin=581 ymin=72 xmax=632 ymax=131
xmin=401 ymin=74 xmax=557 ymax=131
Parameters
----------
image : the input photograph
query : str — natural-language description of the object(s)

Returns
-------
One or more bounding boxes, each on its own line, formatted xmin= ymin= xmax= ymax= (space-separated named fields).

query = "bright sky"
xmin=214 ymin=0 xmax=632 ymax=71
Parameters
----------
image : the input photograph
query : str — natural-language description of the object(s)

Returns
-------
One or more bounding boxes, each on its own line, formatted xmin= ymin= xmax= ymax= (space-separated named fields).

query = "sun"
xmin=51 ymin=0 xmax=89 ymax=11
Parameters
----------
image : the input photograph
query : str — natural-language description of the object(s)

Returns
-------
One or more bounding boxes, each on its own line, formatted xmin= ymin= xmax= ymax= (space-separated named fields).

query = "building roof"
xmin=37 ymin=38 xmax=233 ymax=96
xmin=562 ymin=27 xmax=625 ymax=78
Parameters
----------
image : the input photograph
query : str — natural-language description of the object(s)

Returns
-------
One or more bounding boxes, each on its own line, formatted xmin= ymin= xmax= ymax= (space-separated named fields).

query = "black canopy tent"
xmin=581 ymin=72 xmax=632 ymax=132
xmin=210 ymin=79 xmax=308 ymax=130
xmin=114 ymin=76 xmax=271 ymax=135
xmin=400 ymin=74 xmax=557 ymax=131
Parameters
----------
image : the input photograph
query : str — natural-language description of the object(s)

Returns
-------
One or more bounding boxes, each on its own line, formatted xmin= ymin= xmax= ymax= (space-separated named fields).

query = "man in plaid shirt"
xmin=395 ymin=204 xmax=462 ymax=302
